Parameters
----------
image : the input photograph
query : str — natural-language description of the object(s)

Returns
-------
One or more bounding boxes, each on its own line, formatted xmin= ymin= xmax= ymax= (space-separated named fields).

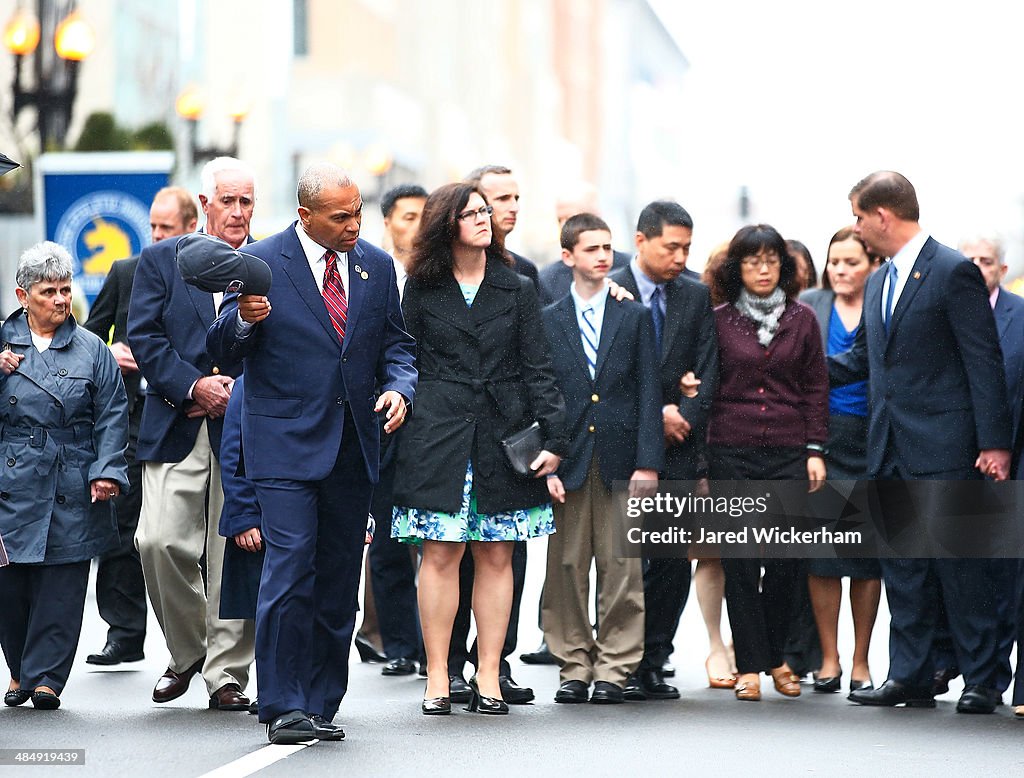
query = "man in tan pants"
xmin=127 ymin=157 xmax=257 ymax=710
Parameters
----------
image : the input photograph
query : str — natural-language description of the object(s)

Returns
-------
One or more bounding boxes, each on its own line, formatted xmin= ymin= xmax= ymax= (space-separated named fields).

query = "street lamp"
xmin=3 ymin=2 xmax=95 ymax=150
xmin=175 ymin=85 xmax=248 ymax=166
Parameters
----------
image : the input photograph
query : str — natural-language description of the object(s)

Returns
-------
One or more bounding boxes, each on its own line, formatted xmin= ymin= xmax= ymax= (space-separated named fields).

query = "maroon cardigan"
xmin=708 ymin=299 xmax=828 ymax=449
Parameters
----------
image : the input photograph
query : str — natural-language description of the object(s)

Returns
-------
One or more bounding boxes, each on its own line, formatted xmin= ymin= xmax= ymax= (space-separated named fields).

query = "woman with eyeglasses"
xmin=708 ymin=224 xmax=829 ymax=702
xmin=799 ymin=226 xmax=884 ymax=694
xmin=391 ymin=182 xmax=565 ymax=716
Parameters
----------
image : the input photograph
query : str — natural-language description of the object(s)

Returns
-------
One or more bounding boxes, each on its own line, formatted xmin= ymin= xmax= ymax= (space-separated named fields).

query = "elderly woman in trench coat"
xmin=0 ymin=241 xmax=128 ymax=710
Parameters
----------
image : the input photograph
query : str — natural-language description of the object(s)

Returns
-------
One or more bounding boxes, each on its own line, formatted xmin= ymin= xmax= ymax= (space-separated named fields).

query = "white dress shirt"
xmin=295 ymin=223 xmax=350 ymax=295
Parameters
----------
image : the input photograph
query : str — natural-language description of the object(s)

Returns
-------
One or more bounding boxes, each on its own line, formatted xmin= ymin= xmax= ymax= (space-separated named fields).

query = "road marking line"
xmin=197 ymin=742 xmax=315 ymax=778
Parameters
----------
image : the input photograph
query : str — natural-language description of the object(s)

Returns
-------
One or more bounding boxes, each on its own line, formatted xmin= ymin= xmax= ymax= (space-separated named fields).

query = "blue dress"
xmin=392 ymin=282 xmax=555 ymax=544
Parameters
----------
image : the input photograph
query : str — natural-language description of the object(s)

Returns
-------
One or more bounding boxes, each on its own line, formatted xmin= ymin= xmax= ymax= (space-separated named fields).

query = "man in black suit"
xmin=83 ymin=186 xmax=197 ymax=666
xmin=541 ymin=213 xmax=662 ymax=705
xmin=612 ymin=200 xmax=719 ymax=700
xmin=445 ymin=165 xmax=541 ymax=703
xmin=831 ymin=171 xmax=1011 ymax=713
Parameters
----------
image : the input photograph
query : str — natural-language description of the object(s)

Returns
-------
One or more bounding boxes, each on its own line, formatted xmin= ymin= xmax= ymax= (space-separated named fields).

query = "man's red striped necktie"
xmin=322 ymin=250 xmax=348 ymax=342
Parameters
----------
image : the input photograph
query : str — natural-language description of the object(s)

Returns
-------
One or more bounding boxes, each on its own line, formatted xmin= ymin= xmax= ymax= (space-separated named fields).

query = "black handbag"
xmin=500 ymin=422 xmax=543 ymax=476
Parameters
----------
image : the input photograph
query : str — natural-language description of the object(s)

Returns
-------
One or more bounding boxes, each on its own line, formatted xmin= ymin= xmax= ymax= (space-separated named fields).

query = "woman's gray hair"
xmin=16 ymin=241 xmax=74 ymax=291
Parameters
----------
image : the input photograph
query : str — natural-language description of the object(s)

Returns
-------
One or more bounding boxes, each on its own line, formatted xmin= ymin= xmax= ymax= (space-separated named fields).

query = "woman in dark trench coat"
xmin=0 ymin=241 xmax=128 ymax=710
xmin=392 ymin=182 xmax=565 ymax=715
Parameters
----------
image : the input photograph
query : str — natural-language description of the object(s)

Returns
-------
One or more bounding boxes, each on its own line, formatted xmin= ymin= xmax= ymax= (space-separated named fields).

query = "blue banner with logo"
xmin=35 ymin=152 xmax=175 ymax=304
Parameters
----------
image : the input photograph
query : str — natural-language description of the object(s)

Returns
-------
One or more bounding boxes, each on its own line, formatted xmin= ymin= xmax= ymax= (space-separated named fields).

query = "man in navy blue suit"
xmin=830 ymin=171 xmax=1011 ymax=713
xmin=128 ymin=158 xmax=256 ymax=712
xmin=208 ymin=162 xmax=416 ymax=745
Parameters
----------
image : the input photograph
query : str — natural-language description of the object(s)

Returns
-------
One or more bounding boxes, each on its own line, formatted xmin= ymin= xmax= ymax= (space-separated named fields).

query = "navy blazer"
xmin=829 ymin=238 xmax=1011 ymax=477
xmin=610 ymin=266 xmax=719 ymax=479
xmin=994 ymin=287 xmax=1024 ymax=442
xmin=128 ymin=235 xmax=241 ymax=463
xmin=207 ymin=225 xmax=417 ymax=483
xmin=542 ymin=294 xmax=663 ymax=491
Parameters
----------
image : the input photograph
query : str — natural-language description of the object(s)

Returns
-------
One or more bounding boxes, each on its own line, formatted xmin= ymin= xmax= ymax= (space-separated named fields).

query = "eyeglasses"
xmin=741 ymin=252 xmax=781 ymax=268
xmin=457 ymin=205 xmax=494 ymax=222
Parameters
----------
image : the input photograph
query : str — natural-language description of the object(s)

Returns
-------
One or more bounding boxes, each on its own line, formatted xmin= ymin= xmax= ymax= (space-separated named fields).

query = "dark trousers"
xmin=253 ymin=415 xmax=372 ymax=724
xmin=1012 ymin=559 xmax=1024 ymax=706
xmin=712 ymin=445 xmax=806 ymax=674
xmin=877 ymin=456 xmax=1004 ymax=689
xmin=638 ymin=558 xmax=691 ymax=671
xmin=450 ymin=541 xmax=527 ymax=677
xmin=369 ymin=453 xmax=422 ymax=661
xmin=95 ymin=400 xmax=147 ymax=645
xmin=0 ymin=561 xmax=90 ymax=694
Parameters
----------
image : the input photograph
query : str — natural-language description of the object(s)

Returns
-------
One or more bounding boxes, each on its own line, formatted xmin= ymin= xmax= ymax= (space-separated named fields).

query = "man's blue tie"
xmin=580 ymin=305 xmax=598 ymax=379
xmin=883 ymin=261 xmax=898 ymax=332
xmin=650 ymin=285 xmax=665 ymax=352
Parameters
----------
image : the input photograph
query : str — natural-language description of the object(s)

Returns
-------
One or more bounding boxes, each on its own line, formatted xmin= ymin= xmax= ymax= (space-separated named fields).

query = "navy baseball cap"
xmin=176 ymin=232 xmax=272 ymax=296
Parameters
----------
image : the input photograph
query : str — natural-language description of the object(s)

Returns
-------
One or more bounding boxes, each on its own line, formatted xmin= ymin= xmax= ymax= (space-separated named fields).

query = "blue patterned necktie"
xmin=650 ymin=285 xmax=665 ymax=352
xmin=883 ymin=261 xmax=898 ymax=332
xmin=580 ymin=305 xmax=598 ymax=379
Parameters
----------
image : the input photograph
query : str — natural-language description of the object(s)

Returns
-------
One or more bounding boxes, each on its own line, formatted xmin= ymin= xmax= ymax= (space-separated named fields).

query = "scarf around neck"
xmin=735 ymin=286 xmax=786 ymax=347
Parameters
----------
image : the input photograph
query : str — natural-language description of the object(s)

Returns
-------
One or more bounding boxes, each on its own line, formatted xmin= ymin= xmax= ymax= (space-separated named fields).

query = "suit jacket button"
xmin=56 ymin=494 xmax=66 ymax=504
xmin=591 ymin=394 xmax=599 ymax=403
xmin=336 ymin=397 xmax=344 ymax=406
xmin=0 ymin=491 xmax=8 ymax=500
xmin=212 ymin=366 xmax=220 ymax=375
xmin=342 ymin=357 xmax=348 ymax=363
xmin=8 ymin=396 xmax=15 ymax=405
xmin=58 ymin=368 xmax=68 ymax=376
xmin=588 ymin=425 xmax=596 ymax=433
xmin=5 ymin=457 xmax=14 ymax=466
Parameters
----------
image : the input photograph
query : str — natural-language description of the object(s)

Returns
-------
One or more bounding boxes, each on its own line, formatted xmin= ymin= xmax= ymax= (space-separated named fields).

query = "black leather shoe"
xmin=639 ymin=669 xmax=679 ymax=700
xmin=4 ymin=688 xmax=30 ymax=707
xmin=31 ymin=690 xmax=60 ymax=710
xmin=662 ymin=663 xmax=675 ymax=678
xmin=354 ymin=634 xmax=387 ymax=663
xmin=421 ymin=696 xmax=451 ymax=715
xmin=813 ymin=673 xmax=842 ymax=693
xmin=381 ymin=657 xmax=417 ymax=676
xmin=590 ymin=681 xmax=625 ymax=704
xmin=267 ymin=710 xmax=315 ymax=745
xmin=152 ymin=657 xmax=205 ymax=703
xmin=86 ymin=640 xmax=144 ymax=666
xmin=465 ymin=676 xmax=509 ymax=715
xmin=309 ymin=714 xmax=346 ymax=740
xmin=498 ymin=675 xmax=534 ymax=704
xmin=418 ymin=662 xmax=428 ymax=678
xmin=449 ymin=675 xmax=472 ymax=704
xmin=957 ymin=685 xmax=1000 ymax=714
xmin=932 ymin=667 xmax=959 ymax=696
xmin=623 ymin=673 xmax=646 ymax=701
xmin=519 ymin=640 xmax=558 ymax=665
xmin=849 ymin=678 xmax=874 ymax=693
xmin=848 ymin=679 xmax=935 ymax=707
xmin=554 ymin=680 xmax=589 ymax=704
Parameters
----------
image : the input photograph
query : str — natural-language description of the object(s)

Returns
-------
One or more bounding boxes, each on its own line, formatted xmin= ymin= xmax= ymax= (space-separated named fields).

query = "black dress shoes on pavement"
xmin=931 ymin=667 xmax=959 ymax=696
xmin=498 ymin=675 xmax=534 ymax=704
xmin=519 ymin=640 xmax=558 ymax=665
xmin=86 ymin=640 xmax=145 ymax=666
xmin=209 ymin=683 xmax=251 ymax=711
xmin=381 ymin=657 xmax=417 ymax=676
xmin=152 ymin=657 xmax=205 ymax=703
xmin=590 ymin=681 xmax=625 ymax=704
xmin=267 ymin=710 xmax=316 ymax=745
xmin=554 ymin=680 xmax=589 ymax=704
xmin=4 ymin=688 xmax=30 ymax=707
xmin=848 ymin=679 xmax=935 ymax=708
xmin=956 ymin=685 xmax=1001 ymax=714
xmin=449 ymin=675 xmax=472 ymax=704
xmin=813 ymin=673 xmax=842 ymax=693
xmin=353 ymin=634 xmax=387 ymax=664
xmin=421 ymin=696 xmax=451 ymax=715
xmin=309 ymin=714 xmax=346 ymax=739
xmin=625 ymin=669 xmax=679 ymax=700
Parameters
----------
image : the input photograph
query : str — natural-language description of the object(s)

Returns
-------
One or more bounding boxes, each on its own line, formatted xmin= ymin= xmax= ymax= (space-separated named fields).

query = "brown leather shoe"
xmin=152 ymin=657 xmax=204 ymax=703
xmin=209 ymin=683 xmax=251 ymax=711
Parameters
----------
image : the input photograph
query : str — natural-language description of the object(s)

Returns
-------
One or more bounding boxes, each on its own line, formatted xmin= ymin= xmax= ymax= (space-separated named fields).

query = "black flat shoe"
xmin=4 ymin=688 xmax=30 ymax=707
xmin=465 ymin=676 xmax=508 ymax=715
xmin=354 ymin=634 xmax=386 ymax=664
xmin=422 ymin=696 xmax=451 ymax=715
xmin=849 ymin=678 xmax=874 ymax=693
xmin=813 ymin=673 xmax=842 ymax=693
xmin=31 ymin=690 xmax=60 ymax=710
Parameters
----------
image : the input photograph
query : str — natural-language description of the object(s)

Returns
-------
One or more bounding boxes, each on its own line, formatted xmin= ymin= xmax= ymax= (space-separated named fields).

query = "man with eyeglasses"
xmin=611 ymin=200 xmax=719 ymax=701
xmin=442 ymin=165 xmax=541 ymax=706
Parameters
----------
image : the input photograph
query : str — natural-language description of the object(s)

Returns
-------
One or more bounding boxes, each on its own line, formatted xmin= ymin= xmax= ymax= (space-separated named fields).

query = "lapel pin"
xmin=361 ymin=271 xmax=369 ymax=280
xmin=913 ymin=271 xmax=921 ymax=279
xmin=354 ymin=264 xmax=362 ymax=273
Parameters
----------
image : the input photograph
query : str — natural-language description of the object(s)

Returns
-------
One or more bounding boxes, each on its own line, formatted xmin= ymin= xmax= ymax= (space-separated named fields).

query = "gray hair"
xmin=296 ymin=162 xmax=354 ymax=209
xmin=16 ymin=241 xmax=73 ymax=290
xmin=200 ymin=156 xmax=257 ymax=200
xmin=959 ymin=233 xmax=1005 ymax=262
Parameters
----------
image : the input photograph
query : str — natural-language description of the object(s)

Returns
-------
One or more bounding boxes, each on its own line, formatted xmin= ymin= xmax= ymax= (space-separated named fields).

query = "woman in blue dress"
xmin=392 ymin=182 xmax=565 ymax=715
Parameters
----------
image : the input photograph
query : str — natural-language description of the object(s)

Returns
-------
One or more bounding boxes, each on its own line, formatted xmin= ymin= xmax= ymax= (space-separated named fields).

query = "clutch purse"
xmin=500 ymin=421 xmax=543 ymax=476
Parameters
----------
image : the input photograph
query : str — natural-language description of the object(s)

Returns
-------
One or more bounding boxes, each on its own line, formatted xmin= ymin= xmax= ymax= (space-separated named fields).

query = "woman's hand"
xmin=530 ymin=450 xmax=561 ymax=477
xmin=234 ymin=527 xmax=262 ymax=553
xmin=605 ymin=279 xmax=635 ymax=302
xmin=807 ymin=455 xmax=826 ymax=493
xmin=0 ymin=349 xmax=24 ymax=376
xmin=90 ymin=478 xmax=121 ymax=503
